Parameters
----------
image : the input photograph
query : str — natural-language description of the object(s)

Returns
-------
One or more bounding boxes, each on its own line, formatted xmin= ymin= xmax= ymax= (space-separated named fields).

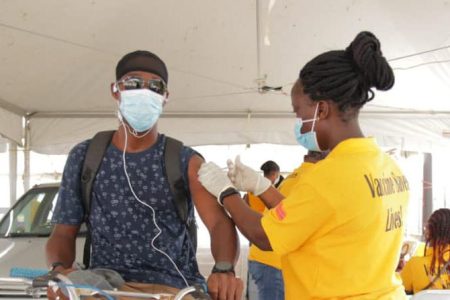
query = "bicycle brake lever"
xmin=189 ymin=284 xmax=211 ymax=300
xmin=32 ymin=271 xmax=59 ymax=288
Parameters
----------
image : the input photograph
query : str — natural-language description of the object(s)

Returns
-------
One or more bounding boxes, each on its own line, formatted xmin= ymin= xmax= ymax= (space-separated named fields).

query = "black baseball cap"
xmin=115 ymin=50 xmax=168 ymax=84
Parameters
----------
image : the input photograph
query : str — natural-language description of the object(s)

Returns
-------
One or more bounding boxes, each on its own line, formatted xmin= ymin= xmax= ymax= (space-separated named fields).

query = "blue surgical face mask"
xmin=119 ymin=89 xmax=164 ymax=133
xmin=294 ymin=104 xmax=322 ymax=151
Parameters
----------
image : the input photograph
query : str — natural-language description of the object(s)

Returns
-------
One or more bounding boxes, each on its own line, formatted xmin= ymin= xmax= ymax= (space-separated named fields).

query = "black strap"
xmin=80 ymin=130 xmax=115 ymax=268
xmin=165 ymin=137 xmax=197 ymax=251
xmin=165 ymin=137 xmax=188 ymax=222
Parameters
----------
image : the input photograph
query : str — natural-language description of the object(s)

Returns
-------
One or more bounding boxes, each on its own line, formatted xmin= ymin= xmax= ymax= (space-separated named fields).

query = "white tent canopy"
xmin=1 ymin=0 xmax=450 ymax=154
xmin=0 ymin=137 xmax=8 ymax=153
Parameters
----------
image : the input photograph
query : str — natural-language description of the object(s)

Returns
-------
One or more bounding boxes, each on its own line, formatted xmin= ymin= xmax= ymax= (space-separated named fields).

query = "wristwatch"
xmin=50 ymin=262 xmax=65 ymax=271
xmin=218 ymin=187 xmax=239 ymax=206
xmin=211 ymin=261 xmax=235 ymax=274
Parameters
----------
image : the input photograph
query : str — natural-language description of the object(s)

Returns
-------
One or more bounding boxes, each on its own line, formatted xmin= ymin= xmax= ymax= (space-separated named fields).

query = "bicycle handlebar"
xmin=0 ymin=275 xmax=211 ymax=300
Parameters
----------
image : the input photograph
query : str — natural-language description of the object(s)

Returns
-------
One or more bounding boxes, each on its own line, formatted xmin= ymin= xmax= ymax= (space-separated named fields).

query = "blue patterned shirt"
xmin=52 ymin=134 xmax=205 ymax=288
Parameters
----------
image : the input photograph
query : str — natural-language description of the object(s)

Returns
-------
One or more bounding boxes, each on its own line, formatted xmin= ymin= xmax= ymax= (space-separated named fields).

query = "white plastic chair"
xmin=411 ymin=290 xmax=450 ymax=299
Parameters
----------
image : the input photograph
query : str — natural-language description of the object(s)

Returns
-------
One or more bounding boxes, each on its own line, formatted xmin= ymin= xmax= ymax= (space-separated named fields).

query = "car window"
xmin=0 ymin=187 xmax=59 ymax=237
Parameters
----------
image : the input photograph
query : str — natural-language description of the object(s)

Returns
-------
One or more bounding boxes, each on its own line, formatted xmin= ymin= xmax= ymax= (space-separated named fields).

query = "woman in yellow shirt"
xmin=198 ymin=31 xmax=408 ymax=299
xmin=246 ymin=155 xmax=324 ymax=300
xmin=401 ymin=208 xmax=450 ymax=294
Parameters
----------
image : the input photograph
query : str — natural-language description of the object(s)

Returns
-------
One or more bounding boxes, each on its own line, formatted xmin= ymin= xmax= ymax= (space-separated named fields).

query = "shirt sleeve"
xmin=261 ymin=181 xmax=334 ymax=256
xmin=399 ymin=260 xmax=413 ymax=294
xmin=51 ymin=141 xmax=90 ymax=225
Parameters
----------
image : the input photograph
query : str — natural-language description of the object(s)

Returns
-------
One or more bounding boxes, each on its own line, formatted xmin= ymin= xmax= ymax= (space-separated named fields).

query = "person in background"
xmin=246 ymin=160 xmax=283 ymax=215
xmin=198 ymin=31 xmax=409 ymax=299
xmin=246 ymin=160 xmax=284 ymax=300
xmin=261 ymin=161 xmax=284 ymax=188
xmin=396 ymin=239 xmax=425 ymax=272
xmin=401 ymin=208 xmax=450 ymax=293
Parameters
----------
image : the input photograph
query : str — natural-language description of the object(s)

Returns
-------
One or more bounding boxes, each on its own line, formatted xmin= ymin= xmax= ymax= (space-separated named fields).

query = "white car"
xmin=0 ymin=183 xmax=248 ymax=298
xmin=0 ymin=183 xmax=86 ymax=277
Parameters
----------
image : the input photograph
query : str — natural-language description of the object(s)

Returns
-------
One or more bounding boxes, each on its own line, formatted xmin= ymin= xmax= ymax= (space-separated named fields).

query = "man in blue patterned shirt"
xmin=46 ymin=50 xmax=242 ymax=300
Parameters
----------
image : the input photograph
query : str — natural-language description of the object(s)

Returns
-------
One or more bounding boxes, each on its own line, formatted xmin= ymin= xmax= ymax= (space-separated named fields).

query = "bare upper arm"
xmin=187 ymin=154 xmax=230 ymax=231
xmin=49 ymin=224 xmax=80 ymax=241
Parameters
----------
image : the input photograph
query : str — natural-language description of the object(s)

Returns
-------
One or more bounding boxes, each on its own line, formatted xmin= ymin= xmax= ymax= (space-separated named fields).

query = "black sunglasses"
xmin=116 ymin=77 xmax=167 ymax=96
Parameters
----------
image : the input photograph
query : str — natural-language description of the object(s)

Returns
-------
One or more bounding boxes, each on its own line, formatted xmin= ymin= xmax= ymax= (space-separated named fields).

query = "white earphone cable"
xmin=119 ymin=120 xmax=189 ymax=287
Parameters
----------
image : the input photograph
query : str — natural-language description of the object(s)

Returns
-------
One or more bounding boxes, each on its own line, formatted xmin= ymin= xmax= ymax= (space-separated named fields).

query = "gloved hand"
xmin=198 ymin=162 xmax=235 ymax=200
xmin=227 ymin=156 xmax=271 ymax=196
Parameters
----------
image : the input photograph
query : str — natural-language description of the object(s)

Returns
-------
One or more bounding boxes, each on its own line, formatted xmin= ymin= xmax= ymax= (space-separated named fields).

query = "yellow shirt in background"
xmin=262 ymin=138 xmax=409 ymax=300
xmin=400 ymin=247 xmax=450 ymax=294
xmin=248 ymin=162 xmax=315 ymax=270
xmin=248 ymin=192 xmax=281 ymax=269
xmin=247 ymin=192 xmax=266 ymax=214
xmin=414 ymin=242 xmax=426 ymax=257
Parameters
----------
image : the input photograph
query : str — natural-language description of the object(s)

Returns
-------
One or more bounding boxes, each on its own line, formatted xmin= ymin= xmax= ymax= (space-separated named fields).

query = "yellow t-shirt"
xmin=278 ymin=162 xmax=315 ymax=195
xmin=414 ymin=242 xmax=426 ymax=257
xmin=262 ymin=138 xmax=409 ymax=300
xmin=400 ymin=247 xmax=450 ymax=294
xmin=248 ymin=192 xmax=281 ymax=268
xmin=247 ymin=192 xmax=266 ymax=214
xmin=248 ymin=162 xmax=316 ymax=269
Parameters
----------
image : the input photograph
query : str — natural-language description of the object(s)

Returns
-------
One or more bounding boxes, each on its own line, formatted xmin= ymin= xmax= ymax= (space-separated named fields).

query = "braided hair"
xmin=425 ymin=208 xmax=450 ymax=275
xmin=299 ymin=31 xmax=395 ymax=119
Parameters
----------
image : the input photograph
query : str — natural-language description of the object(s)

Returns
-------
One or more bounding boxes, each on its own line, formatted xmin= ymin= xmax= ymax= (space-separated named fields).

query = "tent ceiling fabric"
xmin=0 ymin=107 xmax=22 ymax=145
xmin=1 ymin=0 xmax=450 ymax=154
xmin=0 ymin=136 xmax=8 ymax=153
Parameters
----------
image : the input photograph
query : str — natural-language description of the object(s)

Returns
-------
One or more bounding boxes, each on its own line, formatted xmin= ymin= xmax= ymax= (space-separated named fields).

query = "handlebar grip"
xmin=191 ymin=284 xmax=211 ymax=300
xmin=175 ymin=284 xmax=211 ymax=300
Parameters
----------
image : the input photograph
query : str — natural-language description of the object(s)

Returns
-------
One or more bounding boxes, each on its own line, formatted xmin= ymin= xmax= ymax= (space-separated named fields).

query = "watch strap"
xmin=218 ymin=187 xmax=239 ymax=206
xmin=211 ymin=262 xmax=235 ymax=274
xmin=50 ymin=262 xmax=65 ymax=271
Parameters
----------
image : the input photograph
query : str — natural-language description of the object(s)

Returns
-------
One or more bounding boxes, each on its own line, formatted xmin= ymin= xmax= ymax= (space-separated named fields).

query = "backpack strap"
xmin=164 ymin=136 xmax=197 ymax=251
xmin=80 ymin=130 xmax=115 ymax=268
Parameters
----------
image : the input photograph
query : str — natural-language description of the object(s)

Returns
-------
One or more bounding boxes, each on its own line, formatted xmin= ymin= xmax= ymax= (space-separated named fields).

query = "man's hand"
xmin=198 ymin=162 xmax=234 ymax=199
xmin=227 ymin=156 xmax=271 ymax=196
xmin=396 ymin=256 xmax=406 ymax=272
xmin=46 ymin=268 xmax=76 ymax=300
xmin=207 ymin=272 xmax=243 ymax=300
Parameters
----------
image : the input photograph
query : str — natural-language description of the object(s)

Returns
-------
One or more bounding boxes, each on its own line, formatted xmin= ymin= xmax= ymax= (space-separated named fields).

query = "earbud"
xmin=112 ymin=83 xmax=118 ymax=93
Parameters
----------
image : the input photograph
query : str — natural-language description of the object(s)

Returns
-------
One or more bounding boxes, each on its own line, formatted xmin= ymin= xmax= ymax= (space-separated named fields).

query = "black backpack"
xmin=80 ymin=130 xmax=197 ymax=268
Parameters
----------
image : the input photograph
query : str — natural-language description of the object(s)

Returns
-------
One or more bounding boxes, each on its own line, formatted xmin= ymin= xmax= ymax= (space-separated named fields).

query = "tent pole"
xmin=8 ymin=141 xmax=17 ymax=206
xmin=255 ymin=0 xmax=265 ymax=92
xmin=422 ymin=153 xmax=433 ymax=233
xmin=23 ymin=117 xmax=31 ymax=192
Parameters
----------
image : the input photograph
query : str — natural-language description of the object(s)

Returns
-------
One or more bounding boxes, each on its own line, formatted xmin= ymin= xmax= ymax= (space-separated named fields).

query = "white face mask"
xmin=118 ymin=89 xmax=164 ymax=133
xmin=273 ymin=175 xmax=281 ymax=186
